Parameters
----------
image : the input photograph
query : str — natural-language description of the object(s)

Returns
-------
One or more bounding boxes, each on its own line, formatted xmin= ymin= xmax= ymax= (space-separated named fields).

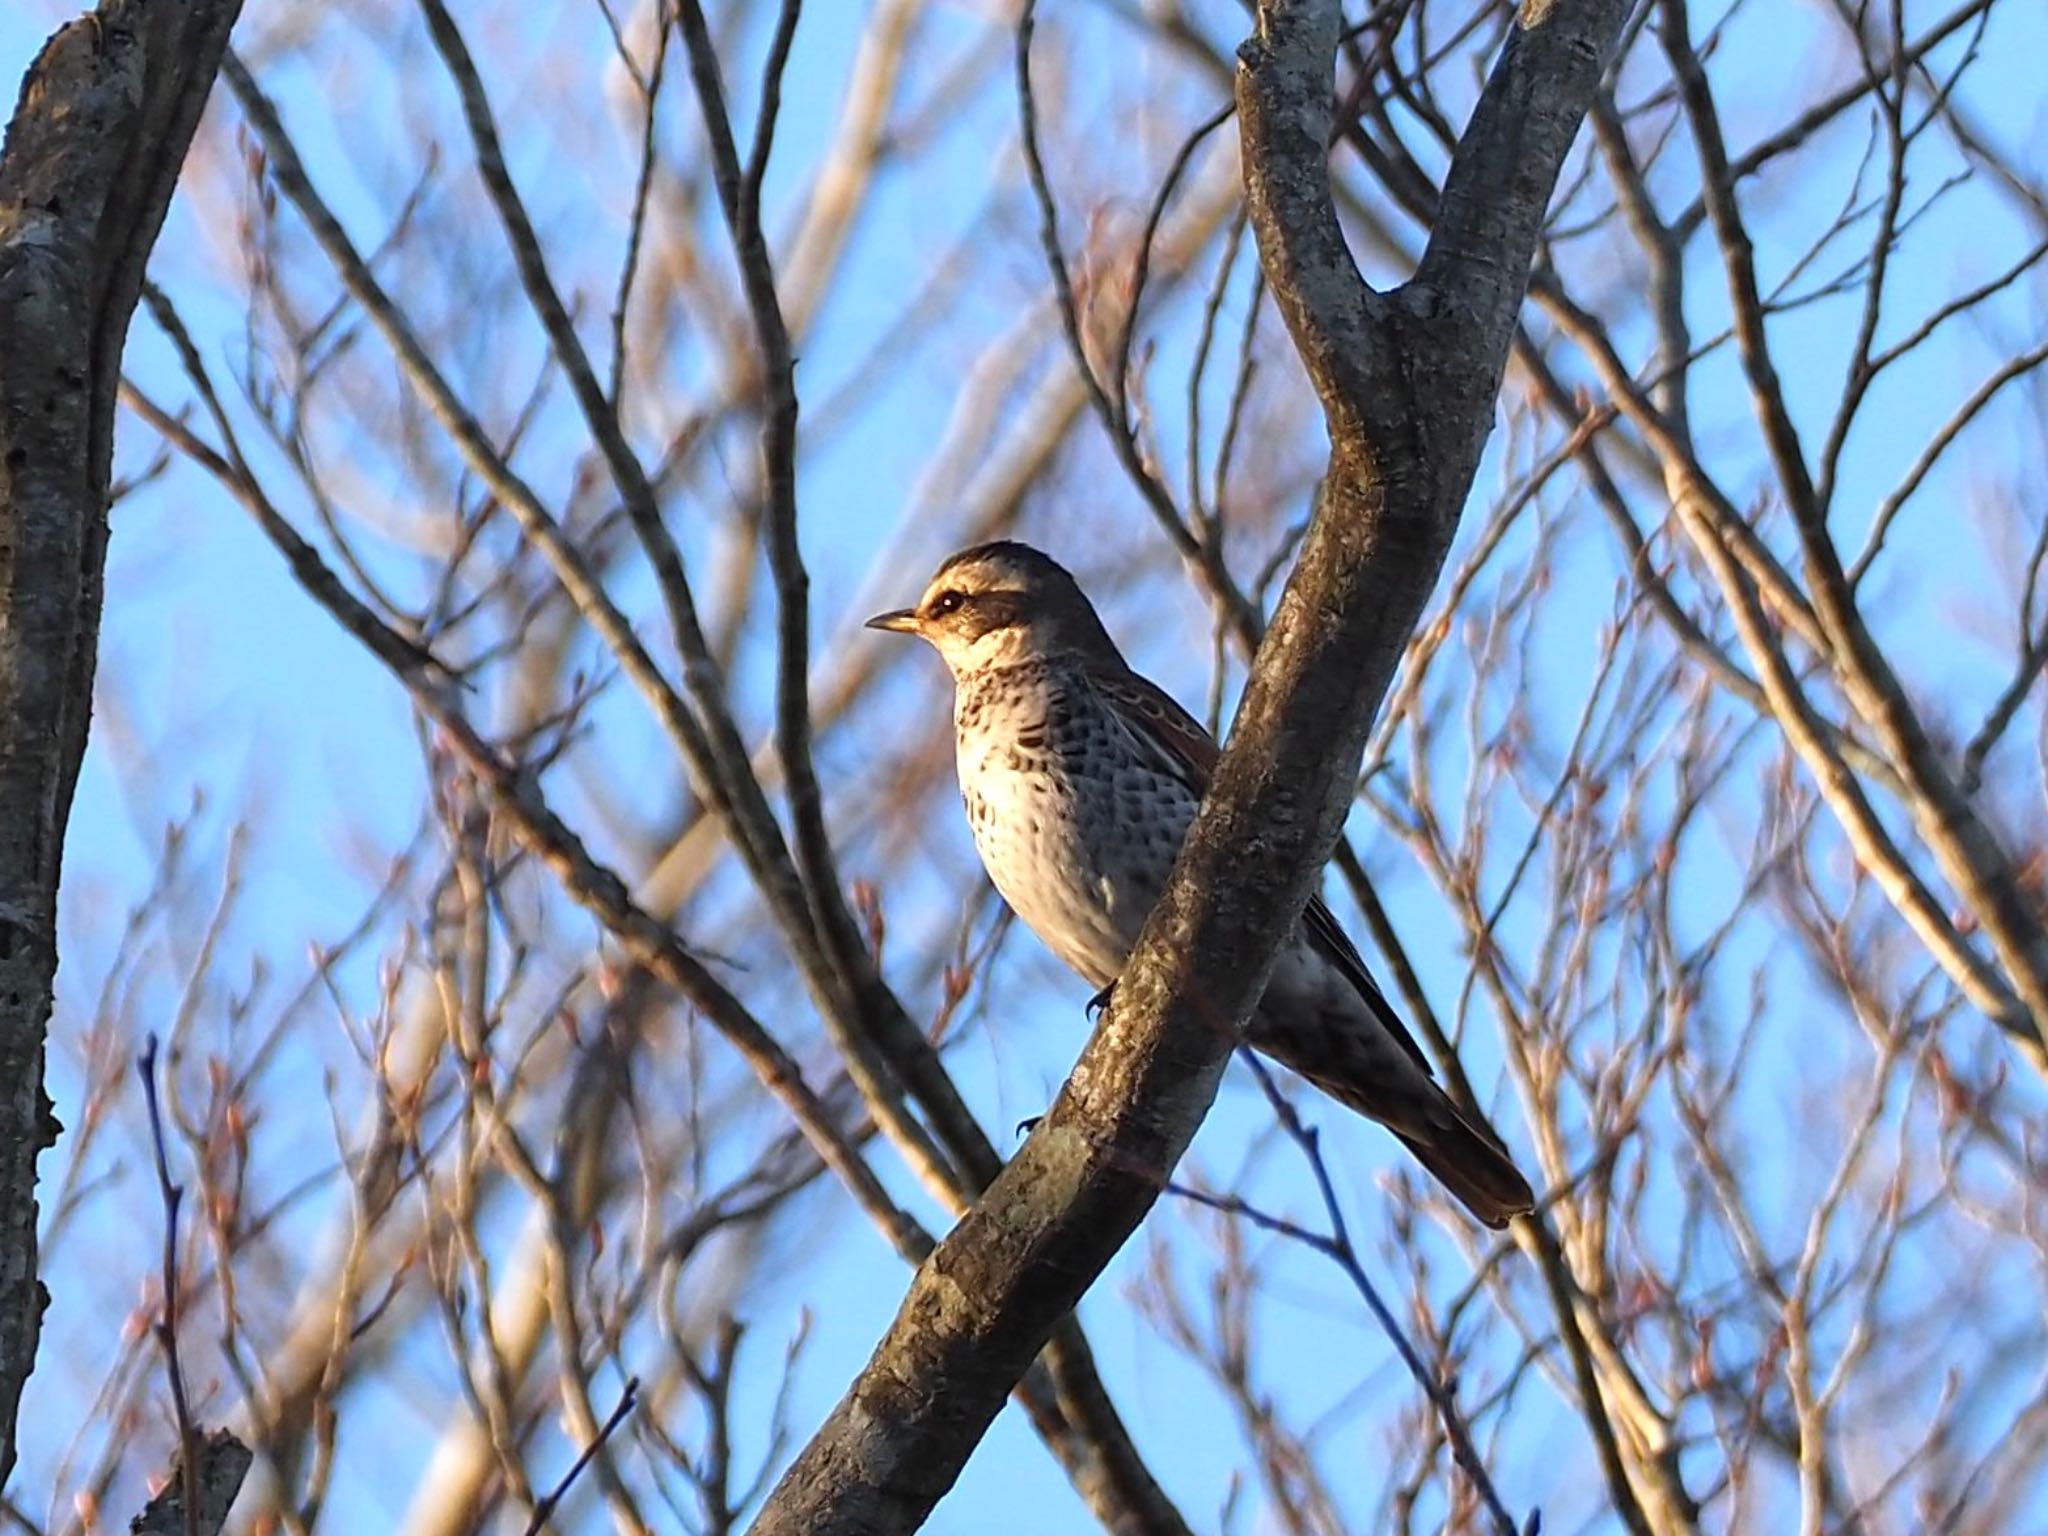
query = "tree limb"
xmin=745 ymin=1 xmax=1627 ymax=1530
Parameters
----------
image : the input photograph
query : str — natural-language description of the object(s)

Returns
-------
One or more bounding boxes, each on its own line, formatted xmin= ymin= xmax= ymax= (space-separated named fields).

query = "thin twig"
xmin=518 ymin=1376 xmax=641 ymax=1536
xmin=1169 ymin=1054 xmax=1529 ymax=1536
xmin=1015 ymin=0 xmax=1261 ymax=640
xmin=136 ymin=1036 xmax=203 ymax=1536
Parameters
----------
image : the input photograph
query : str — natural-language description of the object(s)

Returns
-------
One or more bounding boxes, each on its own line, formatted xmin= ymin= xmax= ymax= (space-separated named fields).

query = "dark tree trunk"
xmin=0 ymin=0 xmax=242 ymax=1493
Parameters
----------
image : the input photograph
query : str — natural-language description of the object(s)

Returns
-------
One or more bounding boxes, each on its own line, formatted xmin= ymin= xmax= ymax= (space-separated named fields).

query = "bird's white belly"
xmin=953 ymin=663 xmax=1203 ymax=990
xmin=965 ymin=759 xmax=1141 ymax=988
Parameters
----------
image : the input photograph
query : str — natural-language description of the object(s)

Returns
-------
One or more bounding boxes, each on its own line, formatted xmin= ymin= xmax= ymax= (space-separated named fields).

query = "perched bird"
xmin=868 ymin=540 xmax=1535 ymax=1228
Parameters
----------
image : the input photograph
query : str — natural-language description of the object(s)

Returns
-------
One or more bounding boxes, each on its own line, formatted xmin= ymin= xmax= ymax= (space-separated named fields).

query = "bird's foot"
xmin=1015 ymin=1114 xmax=1044 ymax=1138
xmin=1085 ymin=980 xmax=1117 ymax=1022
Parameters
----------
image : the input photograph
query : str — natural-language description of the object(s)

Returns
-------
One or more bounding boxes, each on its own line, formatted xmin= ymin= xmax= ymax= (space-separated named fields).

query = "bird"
xmin=867 ymin=540 xmax=1536 ymax=1229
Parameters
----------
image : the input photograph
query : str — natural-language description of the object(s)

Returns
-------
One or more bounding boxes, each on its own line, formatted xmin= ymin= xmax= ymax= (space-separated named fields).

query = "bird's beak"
xmin=865 ymin=608 xmax=921 ymax=635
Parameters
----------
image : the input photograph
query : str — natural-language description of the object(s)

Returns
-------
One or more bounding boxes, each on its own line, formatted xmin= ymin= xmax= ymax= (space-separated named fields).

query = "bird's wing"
xmin=1091 ymin=667 xmax=1220 ymax=789
xmin=1092 ymin=666 xmax=1433 ymax=1075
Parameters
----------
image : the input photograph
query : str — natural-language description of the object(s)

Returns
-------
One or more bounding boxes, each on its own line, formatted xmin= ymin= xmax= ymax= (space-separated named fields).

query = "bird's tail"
xmin=1388 ymin=1116 xmax=1535 ymax=1231
xmin=1286 ymin=1056 xmax=1536 ymax=1230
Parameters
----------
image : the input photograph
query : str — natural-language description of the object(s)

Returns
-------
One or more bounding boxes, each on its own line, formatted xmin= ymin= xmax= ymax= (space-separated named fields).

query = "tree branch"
xmin=745 ymin=1 xmax=1627 ymax=1530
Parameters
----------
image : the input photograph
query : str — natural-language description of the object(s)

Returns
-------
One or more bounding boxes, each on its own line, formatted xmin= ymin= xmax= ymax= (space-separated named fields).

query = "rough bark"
xmin=126 ymin=1429 xmax=252 ymax=1536
xmin=744 ymin=0 xmax=1628 ymax=1531
xmin=0 ymin=0 xmax=243 ymax=1490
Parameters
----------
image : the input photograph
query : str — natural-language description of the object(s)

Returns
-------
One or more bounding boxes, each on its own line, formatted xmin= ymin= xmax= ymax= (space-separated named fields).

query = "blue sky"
xmin=6 ymin=0 xmax=2048 ymax=1530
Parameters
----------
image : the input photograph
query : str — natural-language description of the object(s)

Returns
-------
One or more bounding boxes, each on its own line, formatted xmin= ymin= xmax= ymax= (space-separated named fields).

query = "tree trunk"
xmin=0 ymin=0 xmax=242 ymax=1490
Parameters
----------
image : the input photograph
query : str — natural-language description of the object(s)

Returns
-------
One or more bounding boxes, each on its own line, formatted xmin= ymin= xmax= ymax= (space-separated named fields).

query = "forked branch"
xmin=745 ymin=2 xmax=1627 ymax=1531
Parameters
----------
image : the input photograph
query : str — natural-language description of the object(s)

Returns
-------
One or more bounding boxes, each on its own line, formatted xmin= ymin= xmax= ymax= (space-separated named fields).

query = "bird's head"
xmin=866 ymin=541 xmax=1118 ymax=676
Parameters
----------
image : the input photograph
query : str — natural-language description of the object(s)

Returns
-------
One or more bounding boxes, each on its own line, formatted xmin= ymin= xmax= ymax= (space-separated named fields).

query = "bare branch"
xmin=517 ymin=1376 xmax=639 ymax=1536
xmin=746 ymin=2 xmax=1629 ymax=1529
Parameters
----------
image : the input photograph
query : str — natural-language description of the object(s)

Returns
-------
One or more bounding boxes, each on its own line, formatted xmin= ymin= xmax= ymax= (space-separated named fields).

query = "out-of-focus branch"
xmin=1534 ymin=278 xmax=2037 ymax=1060
xmin=240 ymin=27 xmax=1023 ymax=1247
xmin=122 ymin=325 xmax=927 ymax=1276
xmin=140 ymin=303 xmax=1194 ymax=1532
xmin=0 ymin=0 xmax=242 ymax=1489
xmin=1663 ymin=0 xmax=2048 ymax=1057
xmin=1664 ymin=0 xmax=1998 ymax=241
xmin=1168 ymin=1057 xmax=1525 ymax=1536
xmin=673 ymin=0 xmax=883 ymax=1111
xmin=1015 ymin=9 xmax=1257 ymax=640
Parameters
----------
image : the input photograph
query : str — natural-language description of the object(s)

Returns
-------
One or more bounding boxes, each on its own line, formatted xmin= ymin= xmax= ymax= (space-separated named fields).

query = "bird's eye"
xmin=929 ymin=589 xmax=965 ymax=617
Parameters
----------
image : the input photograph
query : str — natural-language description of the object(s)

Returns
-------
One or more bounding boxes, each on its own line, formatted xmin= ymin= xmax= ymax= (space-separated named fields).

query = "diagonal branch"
xmin=745 ymin=1 xmax=1629 ymax=1530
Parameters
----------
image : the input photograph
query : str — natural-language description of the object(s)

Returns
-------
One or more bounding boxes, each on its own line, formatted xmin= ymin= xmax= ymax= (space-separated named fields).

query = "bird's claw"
xmin=1015 ymin=1115 xmax=1044 ymax=1138
xmin=1085 ymin=980 xmax=1117 ymax=1022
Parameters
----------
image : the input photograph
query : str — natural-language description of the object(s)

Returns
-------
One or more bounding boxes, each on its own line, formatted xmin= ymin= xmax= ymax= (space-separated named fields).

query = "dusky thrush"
xmin=869 ymin=541 xmax=1534 ymax=1228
